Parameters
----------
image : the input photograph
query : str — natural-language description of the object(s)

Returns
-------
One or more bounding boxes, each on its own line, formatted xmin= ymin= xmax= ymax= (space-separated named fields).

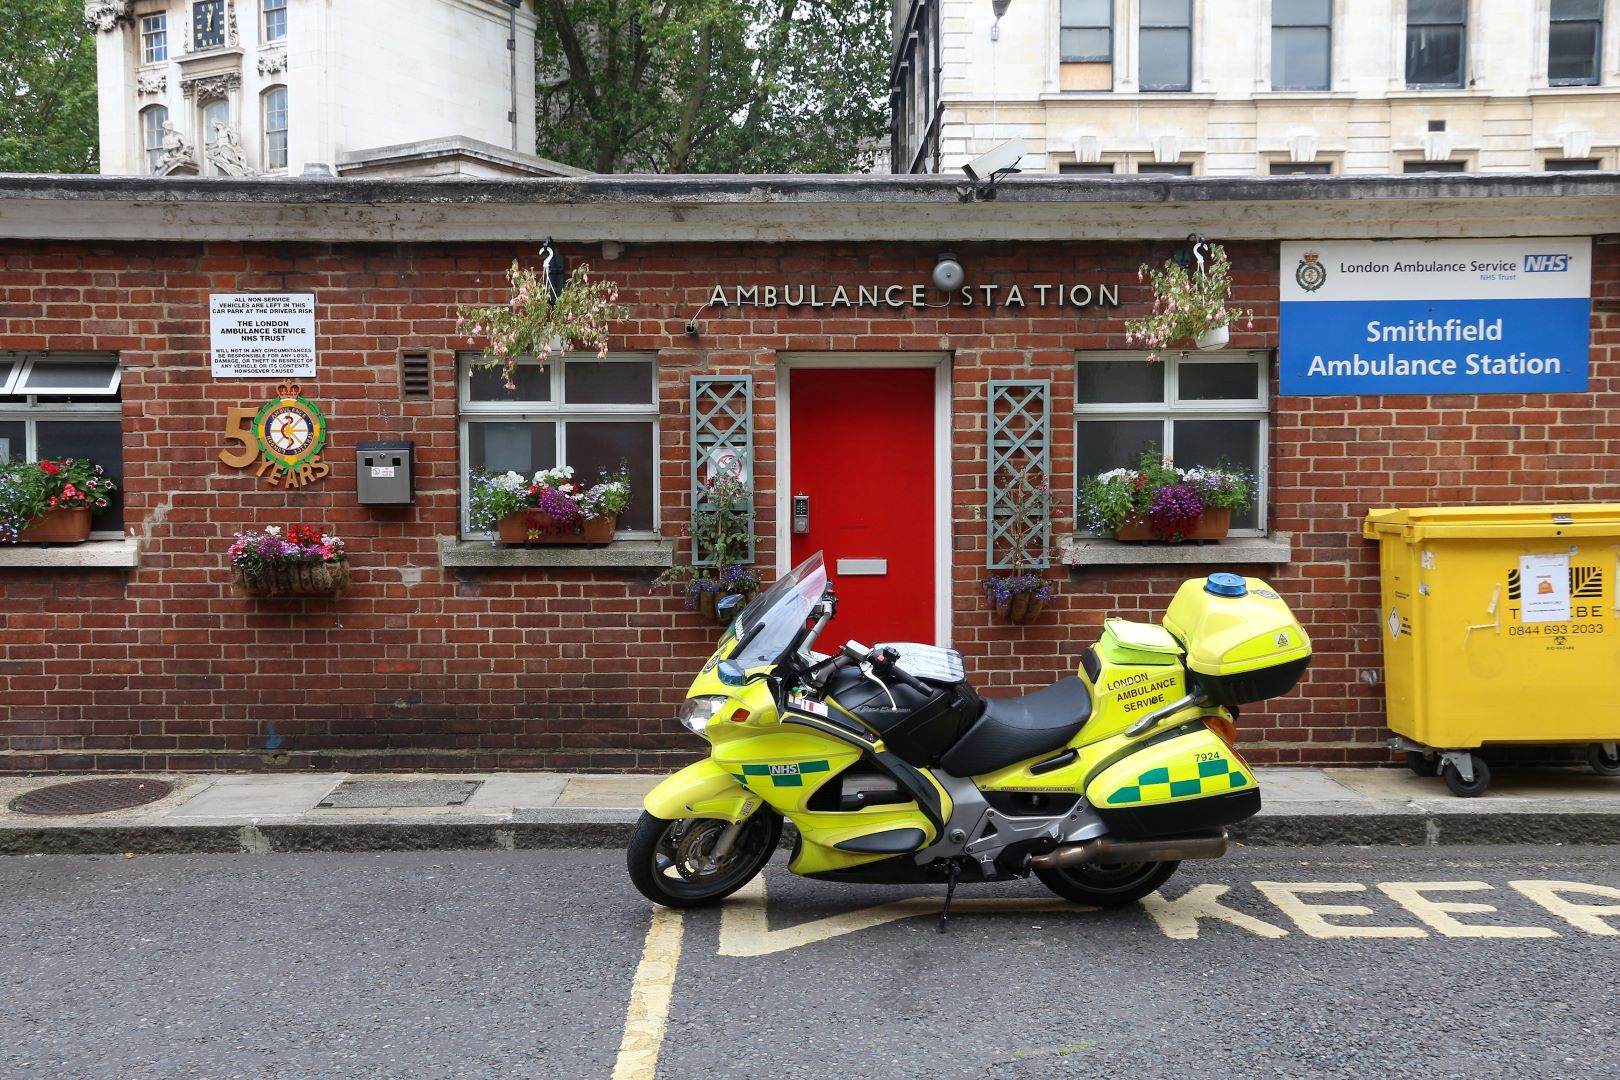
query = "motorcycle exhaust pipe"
xmin=1025 ymin=829 xmax=1229 ymax=872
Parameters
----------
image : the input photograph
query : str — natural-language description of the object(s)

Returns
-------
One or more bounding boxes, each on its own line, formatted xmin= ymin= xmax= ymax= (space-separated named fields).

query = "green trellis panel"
xmin=987 ymin=380 xmax=1051 ymax=571
xmin=691 ymin=375 xmax=755 ymax=565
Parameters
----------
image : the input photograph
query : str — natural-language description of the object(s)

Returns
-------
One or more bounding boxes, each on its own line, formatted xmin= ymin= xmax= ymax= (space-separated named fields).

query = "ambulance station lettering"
xmin=707 ymin=281 xmax=1120 ymax=310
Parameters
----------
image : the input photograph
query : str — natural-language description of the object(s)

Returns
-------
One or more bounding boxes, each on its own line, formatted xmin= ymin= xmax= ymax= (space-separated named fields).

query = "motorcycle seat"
xmin=938 ymin=677 xmax=1091 ymax=778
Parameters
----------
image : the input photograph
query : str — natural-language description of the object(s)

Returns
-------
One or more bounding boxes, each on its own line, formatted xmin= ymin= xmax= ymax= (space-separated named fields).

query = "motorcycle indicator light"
xmin=730 ymin=709 xmax=751 ymax=724
xmin=1204 ymin=572 xmax=1248 ymax=597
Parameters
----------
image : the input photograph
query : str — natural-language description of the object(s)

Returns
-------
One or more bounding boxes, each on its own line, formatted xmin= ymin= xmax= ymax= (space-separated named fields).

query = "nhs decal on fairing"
xmin=1279 ymin=238 xmax=1591 ymax=396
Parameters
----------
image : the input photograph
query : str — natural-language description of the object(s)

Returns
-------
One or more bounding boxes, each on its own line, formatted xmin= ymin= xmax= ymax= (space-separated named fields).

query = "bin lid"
xmin=1362 ymin=504 xmax=1620 ymax=540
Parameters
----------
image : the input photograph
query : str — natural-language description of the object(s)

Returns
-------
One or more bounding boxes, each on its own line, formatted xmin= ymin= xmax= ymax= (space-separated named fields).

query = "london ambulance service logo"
xmin=1295 ymin=250 xmax=1327 ymax=292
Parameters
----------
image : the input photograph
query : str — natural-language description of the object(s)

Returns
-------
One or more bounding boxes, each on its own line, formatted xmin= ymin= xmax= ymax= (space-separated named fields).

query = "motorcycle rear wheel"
xmin=1032 ymin=859 xmax=1180 ymax=907
xmin=627 ymin=810 xmax=782 ymax=908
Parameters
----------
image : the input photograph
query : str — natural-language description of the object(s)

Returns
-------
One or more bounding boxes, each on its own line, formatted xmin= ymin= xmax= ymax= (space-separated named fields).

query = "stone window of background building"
xmin=1545 ymin=157 xmax=1602 ymax=169
xmin=1406 ymin=0 xmax=1466 ymax=88
xmin=1272 ymin=0 xmax=1331 ymax=91
xmin=457 ymin=355 xmax=658 ymax=536
xmin=1059 ymin=162 xmax=1117 ymax=173
xmin=140 ymin=12 xmax=168 ymax=63
xmin=263 ymin=86 xmax=288 ymax=171
xmin=141 ymin=105 xmax=169 ymax=172
xmin=1403 ymin=159 xmax=1467 ymax=172
xmin=1060 ymin=0 xmax=1113 ymax=90
xmin=1138 ymin=161 xmax=1194 ymax=174
xmin=1075 ymin=351 xmax=1270 ymax=533
xmin=0 ymin=353 xmax=125 ymax=535
xmin=264 ymin=0 xmax=288 ymax=43
xmin=1270 ymin=160 xmax=1333 ymax=174
xmin=1548 ymin=0 xmax=1603 ymax=85
xmin=200 ymin=98 xmax=230 ymax=175
xmin=1140 ymin=0 xmax=1192 ymax=91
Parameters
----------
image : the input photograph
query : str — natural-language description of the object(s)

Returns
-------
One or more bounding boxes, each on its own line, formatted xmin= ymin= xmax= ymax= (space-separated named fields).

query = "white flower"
xmin=265 ymin=525 xmax=282 ymax=536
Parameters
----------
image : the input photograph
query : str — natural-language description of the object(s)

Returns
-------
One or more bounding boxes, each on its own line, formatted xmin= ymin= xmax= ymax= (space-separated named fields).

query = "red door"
xmin=788 ymin=367 xmax=935 ymax=646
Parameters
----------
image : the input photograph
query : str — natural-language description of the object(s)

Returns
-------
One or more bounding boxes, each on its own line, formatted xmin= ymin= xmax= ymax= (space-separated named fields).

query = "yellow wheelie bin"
xmin=1363 ymin=504 xmax=1620 ymax=796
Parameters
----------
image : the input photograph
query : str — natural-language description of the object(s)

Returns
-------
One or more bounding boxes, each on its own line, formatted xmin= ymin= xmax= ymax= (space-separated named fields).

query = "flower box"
xmin=231 ymin=558 xmax=351 ymax=598
xmin=496 ymin=510 xmax=617 ymax=545
xmin=13 ymin=506 xmax=92 ymax=545
xmin=1114 ymin=507 xmax=1231 ymax=543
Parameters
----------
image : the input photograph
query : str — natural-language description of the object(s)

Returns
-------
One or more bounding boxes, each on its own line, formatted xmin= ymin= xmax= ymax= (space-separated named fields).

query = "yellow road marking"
xmin=717 ymin=874 xmax=1080 ymax=957
xmin=612 ymin=905 xmax=683 ymax=1080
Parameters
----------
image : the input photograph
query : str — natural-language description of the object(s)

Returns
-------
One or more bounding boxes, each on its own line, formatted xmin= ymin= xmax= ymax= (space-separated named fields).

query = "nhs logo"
xmin=1523 ymin=254 xmax=1571 ymax=273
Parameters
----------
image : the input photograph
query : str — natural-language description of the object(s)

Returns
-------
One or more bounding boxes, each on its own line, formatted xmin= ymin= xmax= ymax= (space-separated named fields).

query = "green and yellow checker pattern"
xmin=1105 ymin=757 xmax=1249 ymax=805
xmin=733 ymin=759 xmax=831 ymax=788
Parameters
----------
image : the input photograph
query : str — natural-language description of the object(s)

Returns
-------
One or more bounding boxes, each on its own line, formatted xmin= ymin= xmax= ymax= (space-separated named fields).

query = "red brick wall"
xmin=1 ymin=236 xmax=1615 ymax=772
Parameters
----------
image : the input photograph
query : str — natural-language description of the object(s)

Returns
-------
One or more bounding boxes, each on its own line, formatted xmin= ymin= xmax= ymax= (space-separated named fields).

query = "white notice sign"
xmin=1519 ymin=553 xmax=1571 ymax=623
xmin=210 ymin=293 xmax=317 ymax=378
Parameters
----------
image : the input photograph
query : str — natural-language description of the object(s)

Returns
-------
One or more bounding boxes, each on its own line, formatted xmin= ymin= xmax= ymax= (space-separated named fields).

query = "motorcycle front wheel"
xmin=626 ymin=809 xmax=783 ymax=908
xmin=1033 ymin=859 xmax=1180 ymax=907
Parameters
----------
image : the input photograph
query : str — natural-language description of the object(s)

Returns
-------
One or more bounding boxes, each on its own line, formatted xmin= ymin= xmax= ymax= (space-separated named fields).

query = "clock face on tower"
xmin=193 ymin=0 xmax=225 ymax=48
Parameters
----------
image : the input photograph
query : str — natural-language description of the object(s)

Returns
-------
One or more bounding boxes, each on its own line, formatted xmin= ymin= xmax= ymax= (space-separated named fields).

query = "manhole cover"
xmin=8 ymin=778 xmax=175 ymax=816
xmin=316 ymin=779 xmax=483 ymax=808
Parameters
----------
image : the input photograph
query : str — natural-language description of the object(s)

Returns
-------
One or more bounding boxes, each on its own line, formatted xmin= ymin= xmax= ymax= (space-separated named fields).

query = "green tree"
xmin=534 ymin=0 xmax=889 ymax=174
xmin=0 ymin=0 xmax=98 ymax=174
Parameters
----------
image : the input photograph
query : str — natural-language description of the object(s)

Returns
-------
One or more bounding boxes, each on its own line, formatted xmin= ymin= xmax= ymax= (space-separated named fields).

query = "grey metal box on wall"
xmin=356 ymin=440 xmax=414 ymax=504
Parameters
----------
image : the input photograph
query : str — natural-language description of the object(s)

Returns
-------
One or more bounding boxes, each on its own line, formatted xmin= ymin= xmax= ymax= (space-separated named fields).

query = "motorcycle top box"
xmin=1162 ymin=572 xmax=1313 ymax=706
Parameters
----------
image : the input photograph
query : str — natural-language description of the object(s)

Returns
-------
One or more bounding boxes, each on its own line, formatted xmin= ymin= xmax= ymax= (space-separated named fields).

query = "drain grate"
xmin=8 ymin=778 xmax=175 ymax=816
xmin=316 ymin=779 xmax=483 ymax=808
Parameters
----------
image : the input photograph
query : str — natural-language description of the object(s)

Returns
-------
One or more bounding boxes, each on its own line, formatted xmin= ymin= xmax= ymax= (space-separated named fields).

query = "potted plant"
xmin=228 ymin=524 xmax=350 ymax=597
xmin=656 ymin=470 xmax=761 ymax=621
xmin=467 ymin=464 xmax=631 ymax=544
xmin=1078 ymin=451 xmax=1253 ymax=543
xmin=0 ymin=457 xmax=119 ymax=545
xmin=981 ymin=467 xmax=1054 ymax=624
xmin=1123 ymin=237 xmax=1253 ymax=361
xmin=455 ymin=243 xmax=627 ymax=389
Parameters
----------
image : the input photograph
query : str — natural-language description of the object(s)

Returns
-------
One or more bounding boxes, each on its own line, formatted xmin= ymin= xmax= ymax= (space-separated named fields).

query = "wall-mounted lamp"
xmin=991 ymin=0 xmax=1011 ymax=40
xmin=933 ymin=253 xmax=965 ymax=291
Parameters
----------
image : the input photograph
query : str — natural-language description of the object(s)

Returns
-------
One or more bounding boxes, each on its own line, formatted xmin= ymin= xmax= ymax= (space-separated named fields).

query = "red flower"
xmin=39 ymin=461 xmax=60 ymax=476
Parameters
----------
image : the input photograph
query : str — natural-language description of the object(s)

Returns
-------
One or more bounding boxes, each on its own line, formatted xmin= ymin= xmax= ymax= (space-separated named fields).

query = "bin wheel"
xmin=1405 ymin=751 xmax=1439 ymax=777
xmin=1588 ymin=743 xmax=1620 ymax=777
xmin=1441 ymin=755 xmax=1491 ymax=798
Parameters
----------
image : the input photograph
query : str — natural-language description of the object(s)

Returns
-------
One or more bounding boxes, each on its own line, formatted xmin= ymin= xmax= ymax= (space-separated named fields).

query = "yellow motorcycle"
xmin=628 ymin=552 xmax=1310 ymax=922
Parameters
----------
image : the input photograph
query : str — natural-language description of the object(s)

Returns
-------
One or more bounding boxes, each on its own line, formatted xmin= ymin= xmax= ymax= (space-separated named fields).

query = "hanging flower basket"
xmin=496 ymin=510 xmax=617 ymax=545
xmin=1123 ymin=239 xmax=1252 ymax=361
xmin=983 ymin=572 xmax=1052 ymax=624
xmin=1114 ymin=507 xmax=1231 ymax=543
xmin=995 ymin=593 xmax=1046 ymax=624
xmin=231 ymin=558 xmax=352 ymax=598
xmin=13 ymin=506 xmax=92 ymax=545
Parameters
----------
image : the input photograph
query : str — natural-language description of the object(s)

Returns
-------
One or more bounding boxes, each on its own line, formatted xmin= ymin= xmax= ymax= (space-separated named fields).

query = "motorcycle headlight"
xmin=677 ymin=695 xmax=729 ymax=735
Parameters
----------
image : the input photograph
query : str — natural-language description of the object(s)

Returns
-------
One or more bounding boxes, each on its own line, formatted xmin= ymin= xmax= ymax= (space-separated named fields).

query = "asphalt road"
xmin=1 ymin=846 xmax=1617 ymax=1079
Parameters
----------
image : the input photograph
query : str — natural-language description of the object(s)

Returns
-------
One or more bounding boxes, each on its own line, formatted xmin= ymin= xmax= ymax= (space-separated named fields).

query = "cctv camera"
xmin=962 ymin=139 xmax=1025 ymax=183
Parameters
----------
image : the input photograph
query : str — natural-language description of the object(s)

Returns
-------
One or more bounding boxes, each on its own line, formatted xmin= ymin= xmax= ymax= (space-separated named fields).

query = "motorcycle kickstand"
xmin=939 ymin=860 xmax=963 ymax=934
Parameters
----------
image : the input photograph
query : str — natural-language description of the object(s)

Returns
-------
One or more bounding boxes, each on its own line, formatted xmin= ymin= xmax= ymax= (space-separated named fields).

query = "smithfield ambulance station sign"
xmin=1279 ymin=238 xmax=1591 ymax=395
xmin=210 ymin=293 xmax=317 ymax=379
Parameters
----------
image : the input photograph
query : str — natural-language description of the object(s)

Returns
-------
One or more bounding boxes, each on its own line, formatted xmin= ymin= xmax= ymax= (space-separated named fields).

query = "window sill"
xmin=0 ymin=540 xmax=140 ymax=569
xmin=1060 ymin=533 xmax=1292 ymax=567
xmin=439 ymin=537 xmax=674 ymax=569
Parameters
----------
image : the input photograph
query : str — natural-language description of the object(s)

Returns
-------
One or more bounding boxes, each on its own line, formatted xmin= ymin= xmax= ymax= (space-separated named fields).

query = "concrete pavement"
xmin=1 ymin=766 xmax=1617 ymax=855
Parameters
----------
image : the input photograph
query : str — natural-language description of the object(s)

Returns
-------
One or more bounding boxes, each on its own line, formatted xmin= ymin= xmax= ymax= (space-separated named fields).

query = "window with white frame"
xmin=0 ymin=353 xmax=125 ymax=534
xmin=1140 ymin=0 xmax=1192 ymax=92
xmin=142 ymin=105 xmax=169 ymax=173
xmin=263 ymin=0 xmax=288 ymax=42
xmin=263 ymin=86 xmax=288 ymax=171
xmin=1406 ymin=0 xmax=1466 ymax=88
xmin=458 ymin=354 xmax=658 ymax=536
xmin=140 ymin=12 xmax=167 ymax=63
xmin=1549 ymin=0 xmax=1602 ymax=85
xmin=1272 ymin=0 xmax=1330 ymax=91
xmin=1074 ymin=351 xmax=1269 ymax=533
xmin=1060 ymin=0 xmax=1112 ymax=91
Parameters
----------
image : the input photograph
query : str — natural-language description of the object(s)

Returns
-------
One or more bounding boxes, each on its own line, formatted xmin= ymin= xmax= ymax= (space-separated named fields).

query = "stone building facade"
xmin=0 ymin=172 xmax=1615 ymax=773
xmin=892 ymin=0 xmax=1620 ymax=175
